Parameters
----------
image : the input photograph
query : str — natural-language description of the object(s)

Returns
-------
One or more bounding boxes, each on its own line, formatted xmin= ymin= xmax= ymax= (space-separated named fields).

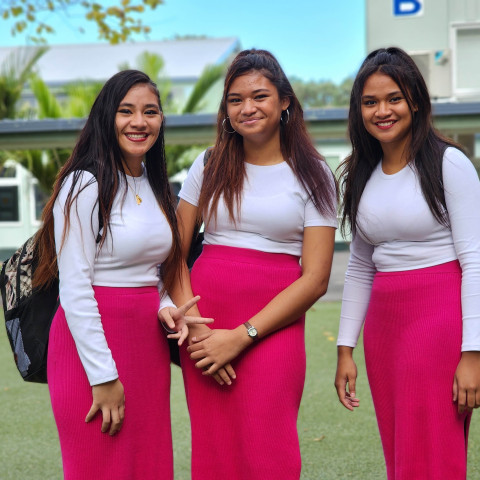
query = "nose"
xmin=130 ymin=111 xmax=147 ymax=128
xmin=376 ymin=101 xmax=391 ymax=118
xmin=242 ymin=98 xmax=257 ymax=115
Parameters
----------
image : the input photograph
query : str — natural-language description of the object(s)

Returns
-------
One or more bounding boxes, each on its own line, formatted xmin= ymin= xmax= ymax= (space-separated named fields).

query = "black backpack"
xmin=1 ymin=235 xmax=59 ymax=383
xmin=1 ymin=169 xmax=103 ymax=383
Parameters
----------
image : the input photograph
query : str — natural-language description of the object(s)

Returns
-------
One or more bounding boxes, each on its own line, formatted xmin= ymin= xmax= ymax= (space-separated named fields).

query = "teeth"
xmin=126 ymin=134 xmax=147 ymax=139
xmin=377 ymin=121 xmax=394 ymax=126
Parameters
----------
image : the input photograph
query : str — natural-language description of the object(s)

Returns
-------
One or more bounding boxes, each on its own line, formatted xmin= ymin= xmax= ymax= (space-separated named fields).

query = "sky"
xmin=0 ymin=0 xmax=366 ymax=85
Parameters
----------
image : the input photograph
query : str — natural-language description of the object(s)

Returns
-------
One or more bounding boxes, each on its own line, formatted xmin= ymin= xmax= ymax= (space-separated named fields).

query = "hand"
xmin=453 ymin=351 xmax=480 ymax=414
xmin=334 ymin=346 xmax=360 ymax=411
xmin=85 ymin=379 xmax=125 ymax=435
xmin=186 ymin=324 xmax=237 ymax=386
xmin=158 ymin=295 xmax=213 ymax=346
xmin=188 ymin=327 xmax=249 ymax=378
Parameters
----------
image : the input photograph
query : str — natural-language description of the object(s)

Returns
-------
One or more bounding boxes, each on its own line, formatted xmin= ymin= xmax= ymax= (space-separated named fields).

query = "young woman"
xmin=34 ymin=70 xmax=210 ymax=480
xmin=335 ymin=47 xmax=480 ymax=479
xmin=172 ymin=49 xmax=337 ymax=479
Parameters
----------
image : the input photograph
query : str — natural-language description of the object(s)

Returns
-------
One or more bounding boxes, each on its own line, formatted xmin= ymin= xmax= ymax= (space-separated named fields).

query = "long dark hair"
xmin=35 ymin=70 xmax=182 ymax=293
xmin=197 ymin=49 xmax=337 ymax=224
xmin=339 ymin=47 xmax=463 ymax=236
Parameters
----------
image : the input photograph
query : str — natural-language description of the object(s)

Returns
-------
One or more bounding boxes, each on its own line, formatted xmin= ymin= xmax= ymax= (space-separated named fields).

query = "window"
xmin=451 ymin=23 xmax=480 ymax=97
xmin=0 ymin=163 xmax=17 ymax=178
xmin=33 ymin=183 xmax=49 ymax=222
xmin=0 ymin=186 xmax=20 ymax=221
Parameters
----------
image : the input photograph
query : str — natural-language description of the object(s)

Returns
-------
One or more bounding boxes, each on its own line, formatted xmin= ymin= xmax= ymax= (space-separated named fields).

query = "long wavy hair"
xmin=34 ymin=70 xmax=182 ymax=293
xmin=338 ymin=47 xmax=463 ymax=237
xmin=197 ymin=49 xmax=337 ymax=225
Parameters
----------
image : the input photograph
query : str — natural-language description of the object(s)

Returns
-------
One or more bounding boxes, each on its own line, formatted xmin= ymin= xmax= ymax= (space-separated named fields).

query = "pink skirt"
xmin=48 ymin=286 xmax=173 ymax=480
xmin=364 ymin=261 xmax=471 ymax=480
xmin=181 ymin=245 xmax=305 ymax=480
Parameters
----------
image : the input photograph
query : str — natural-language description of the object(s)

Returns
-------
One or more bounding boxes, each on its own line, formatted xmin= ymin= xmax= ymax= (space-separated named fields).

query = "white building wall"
xmin=0 ymin=162 xmax=42 ymax=260
xmin=366 ymin=0 xmax=480 ymax=101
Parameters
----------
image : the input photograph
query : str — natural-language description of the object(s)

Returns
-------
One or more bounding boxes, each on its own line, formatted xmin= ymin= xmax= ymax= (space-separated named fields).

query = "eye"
xmin=145 ymin=109 xmax=159 ymax=115
xmin=255 ymin=94 xmax=267 ymax=100
xmin=362 ymin=100 xmax=376 ymax=106
xmin=117 ymin=108 xmax=132 ymax=114
xmin=228 ymin=98 xmax=241 ymax=104
xmin=390 ymin=96 xmax=403 ymax=103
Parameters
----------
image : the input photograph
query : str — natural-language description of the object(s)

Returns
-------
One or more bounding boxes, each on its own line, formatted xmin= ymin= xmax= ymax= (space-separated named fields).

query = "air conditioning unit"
xmin=409 ymin=49 xmax=452 ymax=100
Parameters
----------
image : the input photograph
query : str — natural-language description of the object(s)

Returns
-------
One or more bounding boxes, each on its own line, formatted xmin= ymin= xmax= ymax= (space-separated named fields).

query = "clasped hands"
xmin=188 ymin=328 xmax=248 ymax=385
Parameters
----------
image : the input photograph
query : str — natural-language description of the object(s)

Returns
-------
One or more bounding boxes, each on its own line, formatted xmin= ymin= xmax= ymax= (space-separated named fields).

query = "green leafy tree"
xmin=2 ymin=75 xmax=70 ymax=192
xmin=119 ymin=51 xmax=174 ymax=111
xmin=291 ymin=76 xmax=354 ymax=108
xmin=62 ymin=81 xmax=104 ymax=118
xmin=1 ymin=74 xmax=100 ymax=193
xmin=0 ymin=148 xmax=70 ymax=194
xmin=1 ymin=49 xmax=226 ymax=187
xmin=165 ymin=62 xmax=226 ymax=175
xmin=0 ymin=46 xmax=47 ymax=119
xmin=1 ymin=0 xmax=163 ymax=44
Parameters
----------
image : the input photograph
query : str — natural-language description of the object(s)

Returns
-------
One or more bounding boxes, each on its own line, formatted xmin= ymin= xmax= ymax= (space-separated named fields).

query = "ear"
xmin=281 ymin=97 xmax=290 ymax=111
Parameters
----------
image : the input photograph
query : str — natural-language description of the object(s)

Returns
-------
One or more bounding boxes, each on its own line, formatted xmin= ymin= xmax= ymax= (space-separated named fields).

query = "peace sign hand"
xmin=158 ymin=295 xmax=214 ymax=346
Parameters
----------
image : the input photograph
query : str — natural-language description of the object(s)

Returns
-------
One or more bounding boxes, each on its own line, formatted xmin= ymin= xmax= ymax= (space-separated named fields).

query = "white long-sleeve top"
xmin=179 ymin=151 xmax=338 ymax=256
xmin=53 ymin=169 xmax=175 ymax=385
xmin=338 ymin=147 xmax=480 ymax=351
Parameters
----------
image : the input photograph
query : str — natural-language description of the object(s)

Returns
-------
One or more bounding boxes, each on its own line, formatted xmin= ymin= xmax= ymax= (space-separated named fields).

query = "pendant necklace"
xmin=128 ymin=175 xmax=142 ymax=205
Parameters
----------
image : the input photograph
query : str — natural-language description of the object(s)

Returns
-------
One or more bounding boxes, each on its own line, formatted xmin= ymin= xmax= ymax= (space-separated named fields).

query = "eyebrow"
xmin=361 ymin=90 xmax=403 ymax=99
xmin=227 ymin=88 xmax=271 ymax=97
xmin=118 ymin=102 xmax=160 ymax=109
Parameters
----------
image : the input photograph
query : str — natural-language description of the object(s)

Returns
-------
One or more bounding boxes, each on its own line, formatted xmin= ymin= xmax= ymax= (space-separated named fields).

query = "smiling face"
xmin=115 ymin=83 xmax=163 ymax=174
xmin=225 ymin=70 xmax=289 ymax=145
xmin=361 ymin=72 xmax=414 ymax=154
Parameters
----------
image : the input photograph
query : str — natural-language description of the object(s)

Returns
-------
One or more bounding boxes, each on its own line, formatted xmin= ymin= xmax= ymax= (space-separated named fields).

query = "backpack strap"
xmin=204 ymin=146 xmax=213 ymax=166
xmin=186 ymin=147 xmax=213 ymax=270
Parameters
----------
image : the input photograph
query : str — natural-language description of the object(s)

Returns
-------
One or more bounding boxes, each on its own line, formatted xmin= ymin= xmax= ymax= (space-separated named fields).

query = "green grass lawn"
xmin=1 ymin=303 xmax=479 ymax=479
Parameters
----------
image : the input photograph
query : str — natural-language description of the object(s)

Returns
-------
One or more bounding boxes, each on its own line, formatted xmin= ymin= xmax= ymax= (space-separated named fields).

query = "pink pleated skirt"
xmin=48 ymin=286 xmax=173 ymax=480
xmin=181 ymin=245 xmax=305 ymax=480
xmin=364 ymin=261 xmax=471 ymax=480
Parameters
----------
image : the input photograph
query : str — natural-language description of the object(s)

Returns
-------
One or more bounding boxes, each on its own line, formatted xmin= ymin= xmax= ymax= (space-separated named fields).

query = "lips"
xmin=240 ymin=117 xmax=262 ymax=124
xmin=125 ymin=133 xmax=148 ymax=141
xmin=375 ymin=120 xmax=396 ymax=130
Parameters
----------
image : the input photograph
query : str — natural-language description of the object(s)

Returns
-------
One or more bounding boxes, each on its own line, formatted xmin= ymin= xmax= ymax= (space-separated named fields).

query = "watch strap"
xmin=243 ymin=321 xmax=259 ymax=341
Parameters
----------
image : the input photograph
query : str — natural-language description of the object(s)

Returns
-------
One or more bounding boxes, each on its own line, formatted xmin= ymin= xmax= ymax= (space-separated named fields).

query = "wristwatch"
xmin=244 ymin=321 xmax=259 ymax=341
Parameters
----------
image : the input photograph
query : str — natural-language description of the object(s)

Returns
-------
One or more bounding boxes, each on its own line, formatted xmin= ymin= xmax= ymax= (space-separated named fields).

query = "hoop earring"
xmin=222 ymin=117 xmax=236 ymax=134
xmin=281 ymin=108 xmax=290 ymax=125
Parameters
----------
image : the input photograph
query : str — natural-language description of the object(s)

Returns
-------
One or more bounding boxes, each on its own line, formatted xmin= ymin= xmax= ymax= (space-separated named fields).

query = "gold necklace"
xmin=127 ymin=176 xmax=142 ymax=205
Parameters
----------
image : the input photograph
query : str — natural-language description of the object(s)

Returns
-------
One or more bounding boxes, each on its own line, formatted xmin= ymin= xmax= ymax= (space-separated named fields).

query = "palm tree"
xmin=122 ymin=51 xmax=174 ymax=112
xmin=1 ymin=50 xmax=227 ymax=187
xmin=0 ymin=46 xmax=48 ymax=120
xmin=0 ymin=74 xmax=97 ymax=193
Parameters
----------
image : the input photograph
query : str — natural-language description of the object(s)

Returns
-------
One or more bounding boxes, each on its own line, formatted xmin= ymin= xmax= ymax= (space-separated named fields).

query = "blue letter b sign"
xmin=394 ymin=0 xmax=423 ymax=16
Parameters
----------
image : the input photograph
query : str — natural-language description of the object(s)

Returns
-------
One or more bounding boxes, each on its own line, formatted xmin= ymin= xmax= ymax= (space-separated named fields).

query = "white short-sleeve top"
xmin=179 ymin=151 xmax=338 ymax=257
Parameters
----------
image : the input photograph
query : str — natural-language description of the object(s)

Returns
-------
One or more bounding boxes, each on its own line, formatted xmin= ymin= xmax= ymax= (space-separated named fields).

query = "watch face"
xmin=248 ymin=327 xmax=258 ymax=337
